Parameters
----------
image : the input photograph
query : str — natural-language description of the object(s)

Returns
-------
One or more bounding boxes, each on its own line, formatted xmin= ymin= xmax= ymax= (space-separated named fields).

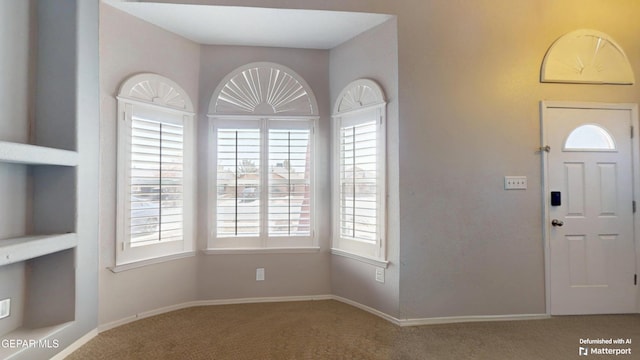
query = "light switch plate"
xmin=504 ymin=176 xmax=527 ymax=190
xmin=256 ymin=268 xmax=265 ymax=281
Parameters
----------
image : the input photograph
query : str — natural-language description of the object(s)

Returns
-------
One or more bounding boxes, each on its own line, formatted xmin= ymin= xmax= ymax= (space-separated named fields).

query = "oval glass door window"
xmin=564 ymin=124 xmax=616 ymax=151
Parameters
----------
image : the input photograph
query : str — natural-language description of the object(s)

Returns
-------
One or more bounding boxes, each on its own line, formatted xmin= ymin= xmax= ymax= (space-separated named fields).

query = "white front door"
xmin=543 ymin=102 xmax=638 ymax=315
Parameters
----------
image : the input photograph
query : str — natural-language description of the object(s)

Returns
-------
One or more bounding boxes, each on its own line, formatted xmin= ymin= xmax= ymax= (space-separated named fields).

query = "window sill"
xmin=330 ymin=248 xmax=389 ymax=268
xmin=203 ymin=247 xmax=320 ymax=255
xmin=109 ymin=251 xmax=196 ymax=273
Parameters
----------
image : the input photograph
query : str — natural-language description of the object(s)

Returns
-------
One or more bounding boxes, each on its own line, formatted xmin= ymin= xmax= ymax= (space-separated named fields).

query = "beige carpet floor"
xmin=67 ymin=300 xmax=640 ymax=359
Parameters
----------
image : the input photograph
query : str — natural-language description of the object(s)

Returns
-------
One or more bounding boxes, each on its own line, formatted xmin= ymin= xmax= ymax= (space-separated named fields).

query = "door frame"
xmin=540 ymin=100 xmax=640 ymax=315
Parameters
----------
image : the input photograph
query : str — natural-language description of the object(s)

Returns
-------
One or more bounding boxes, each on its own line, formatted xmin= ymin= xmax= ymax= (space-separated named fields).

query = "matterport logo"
xmin=578 ymin=338 xmax=633 ymax=356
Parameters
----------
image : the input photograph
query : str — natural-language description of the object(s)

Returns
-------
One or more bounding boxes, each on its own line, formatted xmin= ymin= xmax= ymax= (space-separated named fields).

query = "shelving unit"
xmin=0 ymin=233 xmax=77 ymax=267
xmin=0 ymin=141 xmax=78 ymax=167
xmin=0 ymin=140 xmax=78 ymax=272
xmin=0 ymin=1 xmax=99 ymax=358
xmin=0 ymin=141 xmax=78 ymax=343
xmin=0 ymin=246 xmax=76 ymax=359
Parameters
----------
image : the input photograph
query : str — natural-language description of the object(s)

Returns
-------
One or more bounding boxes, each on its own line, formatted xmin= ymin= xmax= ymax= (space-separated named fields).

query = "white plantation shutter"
xmin=211 ymin=119 xmax=315 ymax=248
xmin=339 ymin=120 xmax=378 ymax=243
xmin=129 ymin=116 xmax=184 ymax=246
xmin=215 ymin=127 xmax=261 ymax=237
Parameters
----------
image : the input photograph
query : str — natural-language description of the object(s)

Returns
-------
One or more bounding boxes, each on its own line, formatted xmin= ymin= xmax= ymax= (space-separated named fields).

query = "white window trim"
xmin=202 ymin=247 xmax=320 ymax=255
xmin=115 ymin=73 xmax=196 ymax=266
xmin=206 ymin=62 xmax=319 ymax=251
xmin=330 ymin=248 xmax=389 ymax=268
xmin=109 ymin=251 xmax=196 ymax=273
xmin=331 ymin=79 xmax=387 ymax=263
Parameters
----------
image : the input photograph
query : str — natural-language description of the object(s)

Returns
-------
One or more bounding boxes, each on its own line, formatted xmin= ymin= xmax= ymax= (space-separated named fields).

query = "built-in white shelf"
xmin=0 ymin=141 xmax=78 ymax=167
xmin=0 ymin=233 xmax=77 ymax=266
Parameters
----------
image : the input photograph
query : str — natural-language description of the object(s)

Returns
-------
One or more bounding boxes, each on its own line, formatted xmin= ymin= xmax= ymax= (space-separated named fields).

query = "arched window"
xmin=541 ymin=29 xmax=635 ymax=84
xmin=209 ymin=62 xmax=318 ymax=116
xmin=332 ymin=79 xmax=386 ymax=263
xmin=208 ymin=63 xmax=318 ymax=250
xmin=116 ymin=73 xmax=195 ymax=266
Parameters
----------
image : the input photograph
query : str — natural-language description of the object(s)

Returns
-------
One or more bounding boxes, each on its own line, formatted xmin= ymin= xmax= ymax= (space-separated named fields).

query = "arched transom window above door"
xmin=541 ymin=29 xmax=635 ymax=85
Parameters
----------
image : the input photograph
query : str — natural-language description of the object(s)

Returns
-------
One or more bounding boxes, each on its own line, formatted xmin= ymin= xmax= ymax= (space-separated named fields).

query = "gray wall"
xmin=0 ymin=0 xmax=33 ymax=144
xmin=393 ymin=0 xmax=640 ymax=319
xmin=40 ymin=0 xmax=101 ymax=358
xmin=97 ymin=4 xmax=398 ymax=320
xmin=0 ymin=263 xmax=24 ymax=339
xmin=329 ymin=18 xmax=400 ymax=317
xmin=99 ymin=5 xmax=335 ymax=324
xmin=99 ymin=3 xmax=200 ymax=326
xmin=140 ymin=0 xmax=640 ymax=320
xmin=0 ymin=0 xmax=31 ymax=240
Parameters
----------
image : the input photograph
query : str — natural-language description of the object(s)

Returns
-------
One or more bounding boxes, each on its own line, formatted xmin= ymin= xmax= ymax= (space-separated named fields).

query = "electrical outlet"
xmin=504 ymin=176 xmax=527 ymax=190
xmin=0 ymin=298 xmax=10 ymax=319
xmin=375 ymin=267 xmax=385 ymax=283
xmin=256 ymin=268 xmax=265 ymax=281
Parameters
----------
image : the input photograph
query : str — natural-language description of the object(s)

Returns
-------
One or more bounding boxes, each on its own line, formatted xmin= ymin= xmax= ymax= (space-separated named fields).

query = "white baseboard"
xmin=50 ymin=328 xmax=98 ymax=360
xmin=398 ymin=313 xmax=549 ymax=327
xmin=98 ymin=294 xmax=548 ymax=334
xmin=329 ymin=296 xmax=548 ymax=326
xmin=330 ymin=295 xmax=401 ymax=325
xmin=186 ymin=294 xmax=334 ymax=307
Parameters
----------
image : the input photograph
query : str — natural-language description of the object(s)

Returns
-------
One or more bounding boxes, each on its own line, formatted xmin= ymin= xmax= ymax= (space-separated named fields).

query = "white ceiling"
xmin=104 ymin=1 xmax=393 ymax=49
